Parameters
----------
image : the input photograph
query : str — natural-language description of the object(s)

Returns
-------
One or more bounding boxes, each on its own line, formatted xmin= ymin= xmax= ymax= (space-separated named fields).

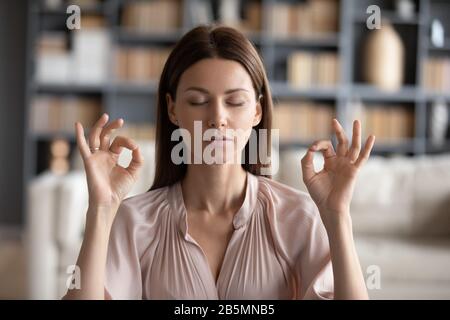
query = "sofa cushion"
xmin=350 ymin=156 xmax=415 ymax=235
xmin=412 ymin=153 xmax=450 ymax=236
xmin=277 ymin=149 xmax=416 ymax=235
xmin=55 ymin=172 xmax=88 ymax=248
xmin=355 ymin=235 xmax=450 ymax=283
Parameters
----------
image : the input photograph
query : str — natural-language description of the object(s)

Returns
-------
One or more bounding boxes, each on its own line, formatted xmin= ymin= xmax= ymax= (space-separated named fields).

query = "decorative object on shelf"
xmin=429 ymin=99 xmax=449 ymax=147
xmin=363 ymin=21 xmax=405 ymax=91
xmin=395 ymin=0 xmax=415 ymax=20
xmin=431 ymin=19 xmax=445 ymax=48
xmin=347 ymin=98 xmax=364 ymax=134
xmin=287 ymin=51 xmax=339 ymax=88
xmin=44 ymin=0 xmax=63 ymax=10
xmin=49 ymin=139 xmax=70 ymax=175
xmin=219 ymin=0 xmax=241 ymax=28
xmin=188 ymin=0 xmax=214 ymax=25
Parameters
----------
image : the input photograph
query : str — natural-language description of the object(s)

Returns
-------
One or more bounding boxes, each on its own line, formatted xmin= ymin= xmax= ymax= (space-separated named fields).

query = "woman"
xmin=64 ymin=25 xmax=374 ymax=300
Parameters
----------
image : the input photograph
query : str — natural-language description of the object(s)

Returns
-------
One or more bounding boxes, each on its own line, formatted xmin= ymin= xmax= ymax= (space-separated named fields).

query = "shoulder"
xmin=113 ymin=185 xmax=172 ymax=230
xmin=256 ymin=175 xmax=319 ymax=224
xmin=254 ymin=175 xmax=329 ymax=266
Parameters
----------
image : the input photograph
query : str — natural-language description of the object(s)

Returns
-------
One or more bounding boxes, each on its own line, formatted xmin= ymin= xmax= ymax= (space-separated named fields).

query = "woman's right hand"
xmin=75 ymin=113 xmax=144 ymax=221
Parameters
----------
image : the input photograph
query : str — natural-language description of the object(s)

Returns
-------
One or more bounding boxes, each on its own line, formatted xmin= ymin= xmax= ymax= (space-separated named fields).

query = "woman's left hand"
xmin=301 ymin=119 xmax=375 ymax=229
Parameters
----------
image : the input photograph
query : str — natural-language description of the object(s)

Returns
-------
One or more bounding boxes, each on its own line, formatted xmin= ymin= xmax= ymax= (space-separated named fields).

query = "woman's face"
xmin=167 ymin=58 xmax=262 ymax=165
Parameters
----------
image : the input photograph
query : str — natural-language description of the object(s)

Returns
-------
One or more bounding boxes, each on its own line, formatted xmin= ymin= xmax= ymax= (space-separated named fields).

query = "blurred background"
xmin=1 ymin=0 xmax=450 ymax=299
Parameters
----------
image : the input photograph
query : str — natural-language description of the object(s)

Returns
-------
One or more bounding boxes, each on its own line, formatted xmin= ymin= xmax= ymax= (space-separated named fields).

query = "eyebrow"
xmin=184 ymin=87 xmax=250 ymax=94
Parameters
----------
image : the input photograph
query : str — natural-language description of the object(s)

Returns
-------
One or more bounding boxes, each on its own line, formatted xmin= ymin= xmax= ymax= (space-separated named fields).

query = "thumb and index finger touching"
xmin=75 ymin=114 xmax=144 ymax=176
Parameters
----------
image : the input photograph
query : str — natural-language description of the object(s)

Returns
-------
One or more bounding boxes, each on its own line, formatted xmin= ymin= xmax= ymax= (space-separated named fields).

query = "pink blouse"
xmin=104 ymin=171 xmax=334 ymax=300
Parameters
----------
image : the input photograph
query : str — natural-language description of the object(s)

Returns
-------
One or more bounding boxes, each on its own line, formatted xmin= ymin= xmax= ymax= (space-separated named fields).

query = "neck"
xmin=181 ymin=164 xmax=248 ymax=217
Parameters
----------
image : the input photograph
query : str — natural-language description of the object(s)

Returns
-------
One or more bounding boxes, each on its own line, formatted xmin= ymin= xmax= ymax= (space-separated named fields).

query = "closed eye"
xmin=189 ymin=101 xmax=208 ymax=106
xmin=227 ymin=102 xmax=245 ymax=107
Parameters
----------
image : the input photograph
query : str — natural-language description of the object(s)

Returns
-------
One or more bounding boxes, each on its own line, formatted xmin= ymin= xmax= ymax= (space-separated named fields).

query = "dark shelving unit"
xmin=24 ymin=0 xmax=450 ymax=188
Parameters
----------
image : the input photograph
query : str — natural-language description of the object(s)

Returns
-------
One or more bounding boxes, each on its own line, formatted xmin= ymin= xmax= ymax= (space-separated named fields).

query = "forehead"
xmin=177 ymin=58 xmax=254 ymax=93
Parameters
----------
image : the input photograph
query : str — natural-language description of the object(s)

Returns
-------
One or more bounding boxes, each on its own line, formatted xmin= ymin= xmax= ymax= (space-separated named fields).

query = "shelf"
xmin=115 ymin=28 xmax=185 ymax=44
xmin=353 ymin=11 xmax=422 ymax=25
xmin=371 ymin=139 xmax=417 ymax=153
xmin=32 ymin=82 xmax=105 ymax=94
xmin=33 ymin=3 xmax=106 ymax=16
xmin=426 ymin=141 xmax=450 ymax=153
xmin=24 ymin=0 xmax=450 ymax=187
xmin=267 ymin=34 xmax=339 ymax=48
xmin=31 ymin=132 xmax=76 ymax=142
xmin=424 ymin=92 xmax=450 ymax=102
xmin=271 ymin=82 xmax=338 ymax=99
xmin=110 ymin=81 xmax=158 ymax=94
xmin=427 ymin=44 xmax=450 ymax=52
xmin=33 ymin=81 xmax=161 ymax=95
xmin=350 ymin=84 xmax=419 ymax=102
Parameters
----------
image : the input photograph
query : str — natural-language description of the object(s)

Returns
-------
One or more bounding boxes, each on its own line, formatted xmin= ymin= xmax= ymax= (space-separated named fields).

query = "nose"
xmin=207 ymin=99 xmax=227 ymax=129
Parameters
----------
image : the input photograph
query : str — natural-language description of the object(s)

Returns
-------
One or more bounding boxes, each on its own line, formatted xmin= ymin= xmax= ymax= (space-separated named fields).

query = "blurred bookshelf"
xmin=24 ymin=0 xmax=450 ymax=182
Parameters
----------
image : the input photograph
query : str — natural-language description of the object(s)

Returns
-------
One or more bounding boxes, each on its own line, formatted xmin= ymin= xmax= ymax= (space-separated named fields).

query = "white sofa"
xmin=26 ymin=141 xmax=450 ymax=299
xmin=26 ymin=142 xmax=156 ymax=299
xmin=279 ymin=150 xmax=450 ymax=299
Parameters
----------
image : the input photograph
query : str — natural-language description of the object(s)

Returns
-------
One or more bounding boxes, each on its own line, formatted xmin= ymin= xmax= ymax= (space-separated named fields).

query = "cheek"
xmin=229 ymin=107 xmax=257 ymax=128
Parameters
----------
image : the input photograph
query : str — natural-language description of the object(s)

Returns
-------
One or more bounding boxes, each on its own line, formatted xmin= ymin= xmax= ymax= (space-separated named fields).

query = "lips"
xmin=210 ymin=135 xmax=233 ymax=141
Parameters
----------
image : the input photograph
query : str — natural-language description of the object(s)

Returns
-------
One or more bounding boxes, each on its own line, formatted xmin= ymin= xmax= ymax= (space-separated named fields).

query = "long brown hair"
xmin=150 ymin=24 xmax=273 ymax=191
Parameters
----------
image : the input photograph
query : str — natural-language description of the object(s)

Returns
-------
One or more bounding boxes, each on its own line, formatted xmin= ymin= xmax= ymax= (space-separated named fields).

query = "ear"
xmin=166 ymin=93 xmax=178 ymax=126
xmin=252 ymin=95 xmax=263 ymax=127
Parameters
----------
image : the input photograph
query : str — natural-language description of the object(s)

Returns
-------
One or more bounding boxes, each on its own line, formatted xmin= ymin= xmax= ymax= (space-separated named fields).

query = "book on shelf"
xmin=79 ymin=15 xmax=106 ymax=28
xmin=243 ymin=2 xmax=262 ymax=33
xmin=272 ymin=101 xmax=335 ymax=142
xmin=362 ymin=105 xmax=414 ymax=143
xmin=288 ymin=51 xmax=339 ymax=88
xmin=187 ymin=0 xmax=262 ymax=34
xmin=188 ymin=0 xmax=214 ymax=26
xmin=113 ymin=124 xmax=156 ymax=142
xmin=35 ymin=32 xmax=67 ymax=55
xmin=35 ymin=32 xmax=70 ymax=84
xmin=423 ymin=57 xmax=450 ymax=92
xmin=30 ymin=96 xmax=101 ymax=134
xmin=219 ymin=0 xmax=241 ymax=29
xmin=72 ymin=28 xmax=110 ymax=84
xmin=268 ymin=0 xmax=339 ymax=38
xmin=35 ymin=18 xmax=110 ymax=85
xmin=267 ymin=2 xmax=291 ymax=38
xmin=287 ymin=52 xmax=313 ymax=89
xmin=310 ymin=0 xmax=339 ymax=36
xmin=121 ymin=0 xmax=181 ymax=34
xmin=114 ymin=47 xmax=171 ymax=83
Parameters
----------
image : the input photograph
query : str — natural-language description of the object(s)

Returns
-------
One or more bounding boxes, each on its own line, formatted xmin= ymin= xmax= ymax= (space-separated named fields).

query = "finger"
xmin=310 ymin=139 xmax=336 ymax=159
xmin=347 ymin=120 xmax=361 ymax=162
xmin=354 ymin=135 xmax=376 ymax=168
xmin=100 ymin=118 xmax=124 ymax=151
xmin=332 ymin=118 xmax=349 ymax=157
xmin=109 ymin=136 xmax=138 ymax=156
xmin=301 ymin=147 xmax=317 ymax=184
xmin=89 ymin=113 xmax=109 ymax=150
xmin=75 ymin=122 xmax=90 ymax=160
xmin=126 ymin=146 xmax=144 ymax=178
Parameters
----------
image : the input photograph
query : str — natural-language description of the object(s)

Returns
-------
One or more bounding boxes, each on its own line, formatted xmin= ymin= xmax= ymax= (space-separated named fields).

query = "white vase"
xmin=430 ymin=99 xmax=449 ymax=147
xmin=363 ymin=21 xmax=405 ymax=91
